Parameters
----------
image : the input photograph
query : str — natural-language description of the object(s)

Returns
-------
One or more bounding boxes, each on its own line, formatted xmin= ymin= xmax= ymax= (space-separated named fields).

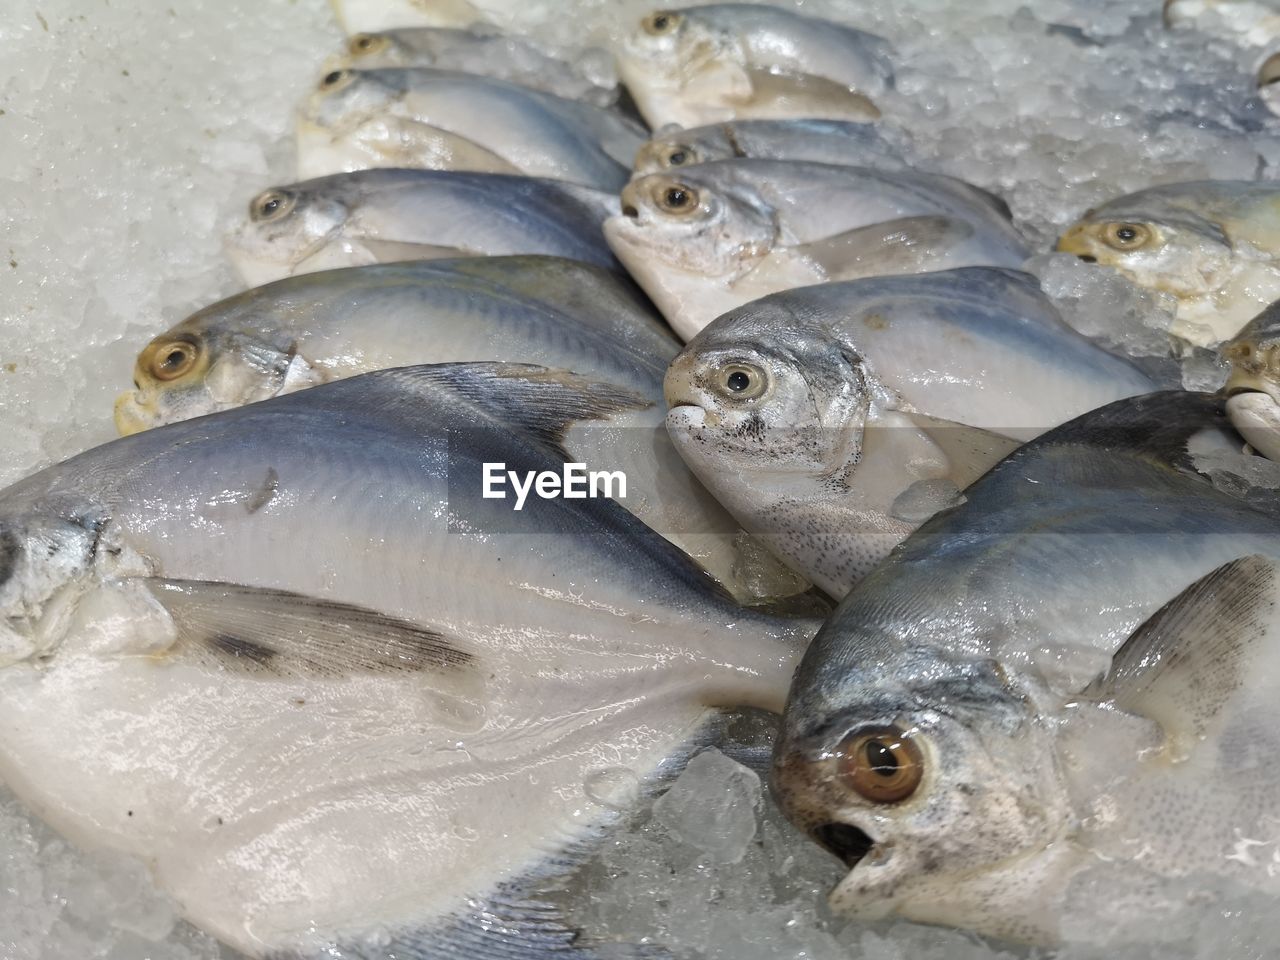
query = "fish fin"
xmin=737 ymin=68 xmax=881 ymax=121
xmin=1019 ymin=390 xmax=1226 ymax=474
xmin=422 ymin=362 xmax=654 ymax=461
xmin=1084 ymin=556 xmax=1276 ymax=746
xmin=901 ymin=412 xmax=1022 ymax=488
xmin=141 ymin=578 xmax=478 ymax=679
xmin=360 ymin=239 xmax=481 ymax=262
xmin=792 ymin=216 xmax=975 ymax=279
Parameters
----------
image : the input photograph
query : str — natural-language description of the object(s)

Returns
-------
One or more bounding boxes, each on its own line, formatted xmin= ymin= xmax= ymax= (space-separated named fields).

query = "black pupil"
xmin=357 ymin=37 xmax=372 ymax=49
xmin=261 ymin=197 xmax=279 ymax=215
xmin=324 ymin=71 xmax=343 ymax=86
xmin=654 ymin=15 xmax=669 ymax=28
xmin=162 ymin=349 xmax=186 ymax=370
xmin=665 ymin=188 xmax=688 ymax=207
xmin=668 ymin=150 xmax=686 ymax=165
xmin=865 ymin=740 xmax=899 ymax=778
xmin=1117 ymin=227 xmax=1137 ymax=241
xmin=726 ymin=371 xmax=751 ymax=392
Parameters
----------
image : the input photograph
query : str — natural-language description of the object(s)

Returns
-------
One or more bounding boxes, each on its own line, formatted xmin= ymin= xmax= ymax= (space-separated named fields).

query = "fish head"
xmin=633 ymin=125 xmax=718 ymax=176
xmin=772 ymin=641 xmax=1075 ymax=940
xmin=616 ymin=9 xmax=739 ymax=123
xmin=664 ymin=319 xmax=868 ymax=486
xmin=225 ymin=182 xmax=351 ymax=286
xmin=300 ymin=68 xmax=403 ymax=133
xmin=1056 ymin=204 xmax=1233 ymax=301
xmin=1223 ymin=302 xmax=1280 ymax=402
xmin=0 ymin=500 xmax=122 ymax=667
xmin=606 ymin=168 xmax=776 ymax=319
xmin=114 ymin=306 xmax=314 ymax=436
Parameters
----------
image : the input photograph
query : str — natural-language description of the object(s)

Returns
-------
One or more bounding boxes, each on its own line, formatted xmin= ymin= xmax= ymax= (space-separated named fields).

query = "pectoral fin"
xmin=738 ymin=69 xmax=881 ymax=121
xmin=902 ymin=412 xmax=1021 ymax=488
xmin=361 ymin=239 xmax=481 ymax=262
xmin=1084 ymin=556 xmax=1276 ymax=751
xmin=792 ymin=216 xmax=974 ymax=280
xmin=141 ymin=578 xmax=478 ymax=679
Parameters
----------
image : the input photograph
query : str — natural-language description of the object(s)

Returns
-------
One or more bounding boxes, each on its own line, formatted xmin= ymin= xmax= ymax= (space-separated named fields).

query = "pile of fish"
xmin=9 ymin=0 xmax=1280 ymax=957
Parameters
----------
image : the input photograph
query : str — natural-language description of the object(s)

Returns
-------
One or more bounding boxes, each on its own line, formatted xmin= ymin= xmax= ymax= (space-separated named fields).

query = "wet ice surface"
xmin=5 ymin=0 xmax=1280 ymax=956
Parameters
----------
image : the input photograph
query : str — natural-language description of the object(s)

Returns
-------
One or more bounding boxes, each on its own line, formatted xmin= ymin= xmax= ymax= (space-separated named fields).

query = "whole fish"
xmin=633 ymin=119 xmax=906 ymax=177
xmin=0 ymin=362 xmax=817 ymax=957
xmin=615 ymin=5 xmax=894 ymax=129
xmin=1057 ymin=181 xmax=1280 ymax=347
xmin=1223 ymin=299 xmax=1280 ymax=460
xmin=296 ymin=68 xmax=644 ymax=189
xmin=664 ymin=268 xmax=1155 ymax=597
xmin=338 ymin=26 xmax=618 ymax=106
xmin=605 ymin=159 xmax=1030 ymax=341
xmin=772 ymin=390 xmax=1280 ymax=944
xmin=113 ymin=257 xmax=808 ymax=604
xmin=330 ymin=0 xmax=525 ymax=33
xmin=224 ymin=168 xmax=620 ymax=287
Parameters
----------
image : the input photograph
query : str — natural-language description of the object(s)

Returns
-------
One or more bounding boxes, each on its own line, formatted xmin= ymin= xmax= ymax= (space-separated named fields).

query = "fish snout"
xmin=619 ymin=180 xmax=644 ymax=221
xmin=114 ymin=390 xmax=159 ymax=437
xmin=1055 ymin=224 xmax=1097 ymax=262
xmin=1224 ymin=341 xmax=1280 ymax=400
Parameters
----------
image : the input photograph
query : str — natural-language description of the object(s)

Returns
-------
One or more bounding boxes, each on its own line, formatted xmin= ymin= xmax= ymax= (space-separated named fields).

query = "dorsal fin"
xmin=1006 ymin=390 xmax=1226 ymax=475
xmin=383 ymin=363 xmax=654 ymax=461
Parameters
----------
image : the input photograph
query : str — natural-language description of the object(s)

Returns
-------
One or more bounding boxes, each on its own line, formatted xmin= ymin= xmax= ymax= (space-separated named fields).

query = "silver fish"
xmin=296 ymin=68 xmax=645 ymax=189
xmin=772 ymin=390 xmax=1280 ymax=944
xmin=605 ymin=159 xmax=1030 ymax=341
xmin=1058 ymin=181 xmax=1280 ymax=347
xmin=1223 ymin=300 xmax=1280 ymax=460
xmin=113 ymin=257 xmax=808 ymax=604
xmin=224 ymin=168 xmax=621 ymax=287
xmin=616 ymin=4 xmax=894 ymax=129
xmin=0 ymin=362 xmax=817 ymax=957
xmin=633 ymin=119 xmax=905 ymax=177
xmin=664 ymin=268 xmax=1155 ymax=597
xmin=338 ymin=26 xmax=618 ymax=106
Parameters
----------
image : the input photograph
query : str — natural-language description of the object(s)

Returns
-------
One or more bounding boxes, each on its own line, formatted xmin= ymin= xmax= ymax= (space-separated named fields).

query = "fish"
xmin=771 ymin=390 xmax=1280 ymax=945
xmin=296 ymin=68 xmax=645 ymax=190
xmin=337 ymin=26 xmax=618 ymax=105
xmin=113 ymin=257 xmax=809 ymax=604
xmin=1258 ymin=49 xmax=1280 ymax=116
xmin=632 ymin=119 xmax=905 ymax=177
xmin=663 ymin=268 xmax=1156 ymax=597
xmin=614 ymin=5 xmax=894 ymax=129
xmin=1223 ymin=299 xmax=1280 ymax=460
xmin=330 ymin=0 xmax=525 ymax=33
xmin=1056 ymin=181 xmax=1280 ymax=347
xmin=224 ymin=168 xmax=621 ymax=287
xmin=605 ymin=159 xmax=1030 ymax=341
xmin=0 ymin=362 xmax=819 ymax=957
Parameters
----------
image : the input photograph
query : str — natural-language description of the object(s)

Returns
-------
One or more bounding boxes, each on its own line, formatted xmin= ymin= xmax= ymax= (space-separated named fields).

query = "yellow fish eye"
xmin=651 ymin=181 xmax=700 ymax=216
xmin=348 ymin=34 xmax=384 ymax=56
xmin=838 ymin=725 xmax=925 ymax=804
xmin=1101 ymin=222 xmax=1152 ymax=251
xmin=250 ymin=189 xmax=296 ymax=223
xmin=664 ymin=145 xmax=695 ymax=167
xmin=642 ymin=10 xmax=682 ymax=35
xmin=142 ymin=338 xmax=201 ymax=383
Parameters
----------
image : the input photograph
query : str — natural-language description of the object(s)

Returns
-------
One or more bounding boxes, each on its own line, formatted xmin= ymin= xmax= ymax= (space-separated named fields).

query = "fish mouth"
xmin=812 ymin=821 xmax=877 ymax=868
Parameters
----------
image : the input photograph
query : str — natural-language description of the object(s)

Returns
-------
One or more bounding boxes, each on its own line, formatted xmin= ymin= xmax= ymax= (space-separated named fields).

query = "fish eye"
xmin=713 ymin=361 xmax=768 ymax=401
xmin=250 ymin=189 xmax=296 ymax=223
xmin=664 ymin=145 xmax=694 ymax=167
xmin=837 ymin=726 xmax=924 ymax=804
xmin=653 ymin=181 xmax=700 ymax=216
xmin=320 ymin=69 xmax=351 ymax=91
xmin=1102 ymin=222 xmax=1151 ymax=250
xmin=642 ymin=10 xmax=681 ymax=35
xmin=1260 ymin=52 xmax=1280 ymax=87
xmin=145 ymin=338 xmax=200 ymax=382
xmin=348 ymin=34 xmax=383 ymax=56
